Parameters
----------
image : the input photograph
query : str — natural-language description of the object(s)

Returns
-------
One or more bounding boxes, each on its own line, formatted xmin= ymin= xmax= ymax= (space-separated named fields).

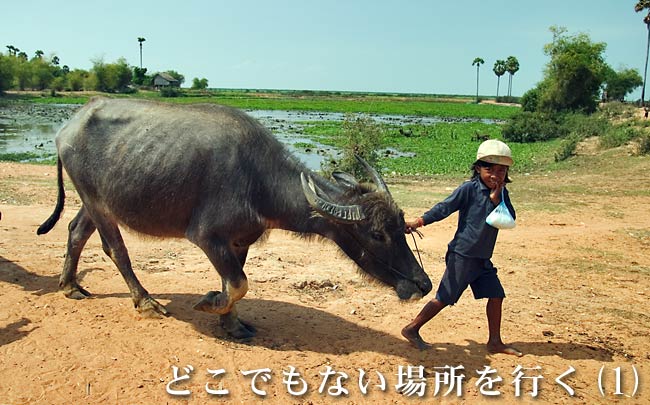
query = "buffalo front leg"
xmin=60 ymin=206 xmax=96 ymax=299
xmin=90 ymin=213 xmax=168 ymax=318
xmin=191 ymin=238 xmax=254 ymax=339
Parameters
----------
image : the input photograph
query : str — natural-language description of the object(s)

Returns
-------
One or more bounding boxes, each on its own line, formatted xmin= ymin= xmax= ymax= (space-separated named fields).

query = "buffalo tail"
xmin=37 ymin=157 xmax=65 ymax=235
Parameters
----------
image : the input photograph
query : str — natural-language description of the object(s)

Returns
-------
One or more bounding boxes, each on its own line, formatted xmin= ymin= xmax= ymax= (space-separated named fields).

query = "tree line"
xmin=0 ymin=44 xmax=210 ymax=95
xmin=521 ymin=26 xmax=642 ymax=113
xmin=471 ymin=1 xmax=650 ymax=107
xmin=498 ymin=25 xmax=647 ymax=155
xmin=472 ymin=46 xmax=641 ymax=107
xmin=472 ymin=56 xmax=520 ymax=103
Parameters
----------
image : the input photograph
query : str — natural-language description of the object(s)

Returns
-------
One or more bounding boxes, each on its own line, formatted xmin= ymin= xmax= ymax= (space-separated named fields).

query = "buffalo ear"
xmin=332 ymin=171 xmax=359 ymax=190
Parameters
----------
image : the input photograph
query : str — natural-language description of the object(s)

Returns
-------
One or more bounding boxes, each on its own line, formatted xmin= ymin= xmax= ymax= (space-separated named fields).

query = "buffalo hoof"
xmin=61 ymin=282 xmax=91 ymax=300
xmin=136 ymin=296 xmax=169 ymax=318
xmin=221 ymin=313 xmax=257 ymax=340
xmin=193 ymin=290 xmax=230 ymax=315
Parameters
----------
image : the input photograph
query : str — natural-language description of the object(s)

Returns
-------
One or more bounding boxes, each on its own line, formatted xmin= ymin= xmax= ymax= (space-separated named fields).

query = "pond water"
xmin=0 ymin=103 xmax=494 ymax=170
xmin=247 ymin=110 xmax=341 ymax=170
xmin=0 ymin=103 xmax=75 ymax=158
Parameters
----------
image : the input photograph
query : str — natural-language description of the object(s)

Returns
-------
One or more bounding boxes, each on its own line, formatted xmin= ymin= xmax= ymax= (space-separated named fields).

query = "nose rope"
xmin=410 ymin=229 xmax=425 ymax=271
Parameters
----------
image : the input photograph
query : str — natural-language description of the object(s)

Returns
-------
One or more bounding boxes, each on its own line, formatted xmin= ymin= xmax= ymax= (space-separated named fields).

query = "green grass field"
xmin=1 ymin=89 xmax=572 ymax=176
xmin=24 ymin=89 xmax=518 ymax=119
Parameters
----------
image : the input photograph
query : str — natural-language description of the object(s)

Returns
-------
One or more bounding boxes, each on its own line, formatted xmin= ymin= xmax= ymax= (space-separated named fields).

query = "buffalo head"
xmin=301 ymin=156 xmax=432 ymax=300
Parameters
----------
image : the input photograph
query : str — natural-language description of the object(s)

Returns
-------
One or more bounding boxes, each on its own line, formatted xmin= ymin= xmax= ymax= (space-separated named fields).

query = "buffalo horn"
xmin=300 ymin=173 xmax=365 ymax=223
xmin=331 ymin=171 xmax=359 ymax=190
xmin=354 ymin=155 xmax=390 ymax=195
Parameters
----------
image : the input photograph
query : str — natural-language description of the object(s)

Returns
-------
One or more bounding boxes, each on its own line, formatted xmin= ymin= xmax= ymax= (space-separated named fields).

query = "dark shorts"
xmin=435 ymin=251 xmax=505 ymax=305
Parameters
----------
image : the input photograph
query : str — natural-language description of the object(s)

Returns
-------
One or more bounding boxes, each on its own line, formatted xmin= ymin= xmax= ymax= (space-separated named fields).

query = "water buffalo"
xmin=37 ymin=97 xmax=432 ymax=338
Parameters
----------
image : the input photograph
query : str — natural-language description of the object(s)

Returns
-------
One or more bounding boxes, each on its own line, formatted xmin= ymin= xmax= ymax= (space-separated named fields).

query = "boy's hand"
xmin=405 ymin=217 xmax=424 ymax=234
xmin=489 ymin=178 xmax=504 ymax=205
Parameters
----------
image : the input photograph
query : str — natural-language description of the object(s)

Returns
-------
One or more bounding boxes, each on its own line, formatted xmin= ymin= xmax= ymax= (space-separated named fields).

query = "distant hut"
xmin=153 ymin=72 xmax=180 ymax=89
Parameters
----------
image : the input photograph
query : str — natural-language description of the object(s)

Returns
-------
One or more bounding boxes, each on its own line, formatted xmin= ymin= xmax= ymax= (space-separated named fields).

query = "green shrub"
xmin=496 ymin=96 xmax=520 ymax=104
xmin=321 ymin=114 xmax=383 ymax=180
xmin=160 ymin=87 xmax=183 ymax=97
xmin=503 ymin=109 xmax=614 ymax=145
xmin=599 ymin=125 xmax=641 ymax=149
xmin=637 ymin=134 xmax=650 ymax=155
xmin=562 ymin=113 xmax=609 ymax=138
xmin=636 ymin=119 xmax=650 ymax=128
xmin=520 ymin=87 xmax=541 ymax=112
xmin=598 ymin=101 xmax=636 ymax=120
xmin=0 ymin=152 xmax=56 ymax=163
xmin=554 ymin=133 xmax=582 ymax=162
xmin=502 ymin=111 xmax=568 ymax=143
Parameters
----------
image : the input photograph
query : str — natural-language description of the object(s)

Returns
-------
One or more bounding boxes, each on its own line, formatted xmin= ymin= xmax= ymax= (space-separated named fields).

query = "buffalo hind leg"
xmin=60 ymin=206 xmax=96 ymax=299
xmin=192 ymin=238 xmax=254 ymax=339
xmin=91 ymin=213 xmax=169 ymax=318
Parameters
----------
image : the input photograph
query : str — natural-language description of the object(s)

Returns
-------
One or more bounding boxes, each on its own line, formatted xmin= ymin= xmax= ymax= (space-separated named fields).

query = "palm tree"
xmin=472 ymin=57 xmax=485 ymax=103
xmin=34 ymin=50 xmax=44 ymax=59
xmin=493 ymin=59 xmax=507 ymax=98
xmin=635 ymin=1 xmax=650 ymax=106
xmin=137 ymin=37 xmax=146 ymax=68
xmin=505 ymin=56 xmax=520 ymax=97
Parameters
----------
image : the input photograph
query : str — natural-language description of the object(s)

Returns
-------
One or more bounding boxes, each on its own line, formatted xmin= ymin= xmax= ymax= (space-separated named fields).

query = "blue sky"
xmin=2 ymin=1 xmax=646 ymax=97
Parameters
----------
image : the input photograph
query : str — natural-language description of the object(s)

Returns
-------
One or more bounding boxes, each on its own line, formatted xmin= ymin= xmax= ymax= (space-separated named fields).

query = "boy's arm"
xmin=406 ymin=184 xmax=467 ymax=231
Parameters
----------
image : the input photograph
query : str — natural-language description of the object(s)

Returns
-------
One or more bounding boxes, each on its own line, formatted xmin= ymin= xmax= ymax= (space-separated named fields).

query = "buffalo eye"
xmin=371 ymin=231 xmax=386 ymax=243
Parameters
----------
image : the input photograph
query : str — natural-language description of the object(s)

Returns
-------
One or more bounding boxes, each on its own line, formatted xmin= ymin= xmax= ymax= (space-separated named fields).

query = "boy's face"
xmin=477 ymin=163 xmax=508 ymax=189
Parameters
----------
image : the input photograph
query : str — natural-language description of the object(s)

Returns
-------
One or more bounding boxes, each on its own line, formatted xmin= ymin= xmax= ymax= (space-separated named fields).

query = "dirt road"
xmin=1 ymin=150 xmax=648 ymax=403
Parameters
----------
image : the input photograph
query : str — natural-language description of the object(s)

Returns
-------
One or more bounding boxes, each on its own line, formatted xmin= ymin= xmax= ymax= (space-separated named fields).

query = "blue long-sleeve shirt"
xmin=421 ymin=177 xmax=516 ymax=259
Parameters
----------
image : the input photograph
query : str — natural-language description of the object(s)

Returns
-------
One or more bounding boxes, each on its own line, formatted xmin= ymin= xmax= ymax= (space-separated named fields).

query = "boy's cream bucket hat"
xmin=476 ymin=139 xmax=513 ymax=166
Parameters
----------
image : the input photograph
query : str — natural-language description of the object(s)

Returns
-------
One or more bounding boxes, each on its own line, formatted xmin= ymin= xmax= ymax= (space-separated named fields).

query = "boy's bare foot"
xmin=401 ymin=326 xmax=432 ymax=351
xmin=487 ymin=342 xmax=523 ymax=357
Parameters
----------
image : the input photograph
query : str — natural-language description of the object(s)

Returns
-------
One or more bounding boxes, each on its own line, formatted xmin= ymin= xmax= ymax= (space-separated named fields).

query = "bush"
xmin=599 ymin=125 xmax=641 ymax=149
xmin=597 ymin=101 xmax=636 ymax=120
xmin=495 ymin=96 xmax=520 ymax=104
xmin=637 ymin=134 xmax=650 ymax=155
xmin=562 ymin=113 xmax=609 ymax=139
xmin=503 ymin=109 xmax=615 ymax=144
xmin=554 ymin=133 xmax=582 ymax=162
xmin=160 ymin=87 xmax=183 ymax=97
xmin=0 ymin=54 xmax=15 ymax=94
xmin=321 ymin=114 xmax=383 ymax=180
xmin=90 ymin=58 xmax=132 ymax=93
xmin=520 ymin=87 xmax=541 ymax=112
xmin=502 ymin=111 xmax=568 ymax=143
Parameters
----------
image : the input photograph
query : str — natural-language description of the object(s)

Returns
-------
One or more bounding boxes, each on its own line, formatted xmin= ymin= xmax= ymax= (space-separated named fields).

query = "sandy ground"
xmin=0 ymin=147 xmax=649 ymax=404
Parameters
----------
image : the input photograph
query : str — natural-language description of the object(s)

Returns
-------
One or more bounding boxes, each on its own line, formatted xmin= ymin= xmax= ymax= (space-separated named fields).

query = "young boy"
xmin=402 ymin=139 xmax=522 ymax=356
